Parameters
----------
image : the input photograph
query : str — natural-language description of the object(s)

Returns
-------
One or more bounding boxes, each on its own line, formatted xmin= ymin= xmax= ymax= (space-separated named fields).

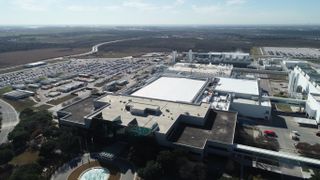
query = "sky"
xmin=0 ymin=0 xmax=320 ymax=25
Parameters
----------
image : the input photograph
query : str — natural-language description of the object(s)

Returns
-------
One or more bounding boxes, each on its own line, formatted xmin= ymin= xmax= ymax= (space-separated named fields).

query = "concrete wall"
xmin=289 ymin=68 xmax=320 ymax=95
xmin=289 ymin=67 xmax=320 ymax=124
xmin=306 ymin=94 xmax=320 ymax=123
xmin=231 ymin=102 xmax=271 ymax=120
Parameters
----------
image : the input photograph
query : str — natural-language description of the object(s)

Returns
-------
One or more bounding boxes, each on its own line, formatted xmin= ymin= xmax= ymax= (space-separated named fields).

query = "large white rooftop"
xmin=132 ymin=77 xmax=207 ymax=103
xmin=215 ymin=77 xmax=259 ymax=96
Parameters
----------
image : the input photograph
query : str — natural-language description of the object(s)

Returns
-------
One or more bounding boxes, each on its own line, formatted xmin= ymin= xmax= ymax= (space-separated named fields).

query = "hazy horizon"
xmin=1 ymin=0 xmax=320 ymax=25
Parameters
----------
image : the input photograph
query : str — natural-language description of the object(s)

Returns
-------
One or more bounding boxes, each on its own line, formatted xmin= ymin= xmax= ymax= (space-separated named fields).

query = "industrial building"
xmin=57 ymin=73 xmax=273 ymax=157
xmin=183 ymin=50 xmax=252 ymax=67
xmin=213 ymin=77 xmax=271 ymax=120
xmin=57 ymin=92 xmax=237 ymax=157
xmin=167 ymin=63 xmax=233 ymax=78
xmin=3 ymin=90 xmax=35 ymax=100
xmin=24 ymin=61 xmax=47 ymax=68
xmin=289 ymin=66 xmax=320 ymax=124
xmin=57 ymin=81 xmax=85 ymax=93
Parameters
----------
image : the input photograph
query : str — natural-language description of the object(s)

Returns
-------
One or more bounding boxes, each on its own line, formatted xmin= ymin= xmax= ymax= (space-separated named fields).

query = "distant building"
xmin=57 ymin=82 xmax=85 ymax=93
xmin=172 ymin=50 xmax=177 ymax=64
xmin=188 ymin=49 xmax=193 ymax=62
xmin=183 ymin=51 xmax=252 ymax=67
xmin=12 ymin=84 xmax=26 ymax=90
xmin=3 ymin=90 xmax=34 ymax=100
xmin=167 ymin=63 xmax=233 ymax=78
xmin=24 ymin=61 xmax=47 ymax=68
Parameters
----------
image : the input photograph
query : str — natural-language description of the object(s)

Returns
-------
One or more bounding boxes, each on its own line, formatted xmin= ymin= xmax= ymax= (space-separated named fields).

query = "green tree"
xmin=138 ymin=160 xmax=163 ymax=180
xmin=311 ymin=169 xmax=320 ymax=180
xmin=39 ymin=140 xmax=57 ymax=158
xmin=0 ymin=148 xmax=14 ymax=165
xmin=156 ymin=150 xmax=176 ymax=175
xmin=9 ymin=164 xmax=41 ymax=180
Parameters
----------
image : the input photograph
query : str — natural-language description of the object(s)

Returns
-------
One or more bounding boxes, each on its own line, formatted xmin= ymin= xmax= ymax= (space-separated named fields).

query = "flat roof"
xmin=60 ymin=96 xmax=96 ymax=124
xmin=131 ymin=77 xmax=207 ymax=103
xmin=97 ymin=94 xmax=210 ymax=134
xmin=3 ymin=90 xmax=34 ymax=97
xmin=169 ymin=110 xmax=237 ymax=148
xmin=215 ymin=77 xmax=259 ymax=96
xmin=233 ymin=98 xmax=271 ymax=107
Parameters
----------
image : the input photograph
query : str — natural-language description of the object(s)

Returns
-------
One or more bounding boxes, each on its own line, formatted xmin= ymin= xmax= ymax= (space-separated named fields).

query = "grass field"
xmin=0 ymin=86 xmax=12 ymax=95
xmin=9 ymin=150 xmax=40 ymax=166
xmin=0 ymin=48 xmax=88 ymax=68
xmin=1 ymin=98 xmax=36 ymax=112
xmin=275 ymin=103 xmax=292 ymax=112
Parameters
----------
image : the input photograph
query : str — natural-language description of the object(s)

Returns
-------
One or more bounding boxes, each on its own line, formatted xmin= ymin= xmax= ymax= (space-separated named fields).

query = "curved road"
xmin=0 ymin=99 xmax=19 ymax=144
xmin=65 ymin=37 xmax=141 ymax=58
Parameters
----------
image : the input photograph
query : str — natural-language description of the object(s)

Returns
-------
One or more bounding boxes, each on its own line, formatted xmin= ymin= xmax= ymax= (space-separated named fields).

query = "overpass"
xmin=264 ymin=96 xmax=306 ymax=107
xmin=234 ymin=144 xmax=320 ymax=167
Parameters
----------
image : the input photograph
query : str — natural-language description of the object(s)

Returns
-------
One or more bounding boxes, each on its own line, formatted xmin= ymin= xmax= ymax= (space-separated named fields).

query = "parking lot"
xmin=0 ymin=58 xmax=157 ymax=105
xmin=239 ymin=109 xmax=320 ymax=155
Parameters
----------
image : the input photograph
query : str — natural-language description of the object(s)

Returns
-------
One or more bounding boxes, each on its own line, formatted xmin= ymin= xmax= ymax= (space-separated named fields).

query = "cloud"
xmin=12 ymin=0 xmax=59 ymax=11
xmin=226 ymin=0 xmax=247 ymax=6
xmin=175 ymin=0 xmax=185 ymax=5
xmin=66 ymin=5 xmax=120 ymax=12
xmin=122 ymin=0 xmax=157 ymax=11
xmin=192 ymin=0 xmax=247 ymax=14
xmin=191 ymin=5 xmax=222 ymax=14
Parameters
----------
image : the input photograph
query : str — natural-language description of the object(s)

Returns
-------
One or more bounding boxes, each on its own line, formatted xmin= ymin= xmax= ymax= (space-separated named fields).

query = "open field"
xmin=0 ymin=48 xmax=88 ymax=68
xmin=1 ymin=26 xmax=320 ymax=66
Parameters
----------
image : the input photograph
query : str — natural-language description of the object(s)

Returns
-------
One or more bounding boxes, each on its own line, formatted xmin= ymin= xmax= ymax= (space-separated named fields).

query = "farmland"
xmin=0 ymin=48 xmax=88 ymax=67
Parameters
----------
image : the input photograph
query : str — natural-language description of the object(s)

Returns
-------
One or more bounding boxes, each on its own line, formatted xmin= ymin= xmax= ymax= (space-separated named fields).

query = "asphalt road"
xmin=0 ymin=99 xmax=19 ymax=144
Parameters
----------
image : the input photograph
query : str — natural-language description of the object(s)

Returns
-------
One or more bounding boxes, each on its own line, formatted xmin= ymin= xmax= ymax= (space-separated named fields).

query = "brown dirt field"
xmin=0 ymin=48 xmax=89 ymax=68
xmin=68 ymin=161 xmax=120 ymax=180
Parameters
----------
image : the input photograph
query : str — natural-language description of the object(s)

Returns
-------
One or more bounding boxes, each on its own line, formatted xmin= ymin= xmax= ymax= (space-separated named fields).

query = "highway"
xmin=65 ymin=37 xmax=141 ymax=58
xmin=0 ymin=99 xmax=19 ymax=144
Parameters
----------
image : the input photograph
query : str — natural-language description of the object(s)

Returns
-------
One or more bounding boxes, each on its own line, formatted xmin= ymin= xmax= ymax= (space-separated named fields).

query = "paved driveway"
xmin=0 ymin=99 xmax=19 ymax=144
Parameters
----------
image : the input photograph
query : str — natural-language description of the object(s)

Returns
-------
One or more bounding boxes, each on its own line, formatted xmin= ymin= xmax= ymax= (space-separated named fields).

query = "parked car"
xmin=292 ymin=130 xmax=300 ymax=136
xmin=264 ymin=130 xmax=277 ymax=137
xmin=291 ymin=134 xmax=300 ymax=141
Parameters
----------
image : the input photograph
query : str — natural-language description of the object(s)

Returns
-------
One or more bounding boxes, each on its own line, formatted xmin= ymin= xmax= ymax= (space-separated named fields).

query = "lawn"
xmin=275 ymin=103 xmax=292 ymax=112
xmin=9 ymin=150 xmax=40 ymax=166
xmin=1 ymin=98 xmax=36 ymax=112
xmin=0 ymin=86 xmax=13 ymax=96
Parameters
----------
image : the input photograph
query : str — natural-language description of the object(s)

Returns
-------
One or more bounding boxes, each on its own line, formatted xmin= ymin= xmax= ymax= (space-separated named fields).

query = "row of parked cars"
xmin=263 ymin=129 xmax=320 ymax=141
